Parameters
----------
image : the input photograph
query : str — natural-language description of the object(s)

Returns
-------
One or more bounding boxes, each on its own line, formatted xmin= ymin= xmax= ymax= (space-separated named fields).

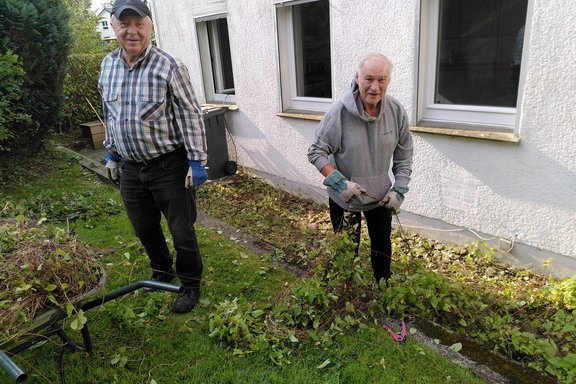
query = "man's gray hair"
xmin=357 ymin=52 xmax=393 ymax=75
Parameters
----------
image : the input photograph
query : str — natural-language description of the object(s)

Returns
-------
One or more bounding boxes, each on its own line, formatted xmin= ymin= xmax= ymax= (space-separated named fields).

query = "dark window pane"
xmin=435 ymin=0 xmax=528 ymax=107
xmin=208 ymin=18 xmax=235 ymax=95
xmin=216 ymin=18 xmax=234 ymax=93
xmin=293 ymin=0 xmax=331 ymax=98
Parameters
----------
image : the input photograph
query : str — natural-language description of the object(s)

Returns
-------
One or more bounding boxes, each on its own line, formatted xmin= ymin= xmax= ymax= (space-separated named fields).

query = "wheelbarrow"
xmin=0 ymin=278 xmax=182 ymax=383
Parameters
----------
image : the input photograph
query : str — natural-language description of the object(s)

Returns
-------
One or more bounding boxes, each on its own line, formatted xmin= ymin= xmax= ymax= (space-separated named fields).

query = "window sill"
xmin=411 ymin=126 xmax=520 ymax=143
xmin=202 ymin=103 xmax=239 ymax=111
xmin=276 ymin=112 xmax=323 ymax=122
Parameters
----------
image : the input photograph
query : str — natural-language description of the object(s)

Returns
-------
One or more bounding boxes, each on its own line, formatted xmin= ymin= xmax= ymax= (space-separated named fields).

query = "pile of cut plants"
xmin=197 ymin=171 xmax=576 ymax=384
xmin=0 ymin=217 xmax=104 ymax=348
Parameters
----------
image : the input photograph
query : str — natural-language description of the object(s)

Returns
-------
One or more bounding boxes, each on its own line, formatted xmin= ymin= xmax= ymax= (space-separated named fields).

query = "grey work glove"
xmin=323 ymin=170 xmax=367 ymax=203
xmin=379 ymin=187 xmax=409 ymax=213
xmin=105 ymin=152 xmax=120 ymax=182
xmin=105 ymin=160 xmax=118 ymax=181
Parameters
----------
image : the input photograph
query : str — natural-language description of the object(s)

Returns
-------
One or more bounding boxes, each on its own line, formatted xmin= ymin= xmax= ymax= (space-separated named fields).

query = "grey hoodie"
xmin=307 ymin=83 xmax=413 ymax=212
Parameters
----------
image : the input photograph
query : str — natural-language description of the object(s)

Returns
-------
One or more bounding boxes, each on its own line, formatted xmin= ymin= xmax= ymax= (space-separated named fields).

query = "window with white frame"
xmin=276 ymin=0 xmax=332 ymax=114
xmin=196 ymin=15 xmax=235 ymax=104
xmin=418 ymin=0 xmax=529 ymax=131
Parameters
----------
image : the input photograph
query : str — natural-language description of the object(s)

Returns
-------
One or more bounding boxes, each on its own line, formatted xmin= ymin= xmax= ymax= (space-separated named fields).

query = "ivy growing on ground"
xmin=199 ymin=173 xmax=576 ymax=383
xmin=208 ymin=232 xmax=370 ymax=364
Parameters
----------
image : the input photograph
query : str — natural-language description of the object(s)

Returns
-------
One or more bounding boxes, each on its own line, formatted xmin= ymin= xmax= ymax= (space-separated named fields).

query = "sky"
xmin=91 ymin=0 xmax=109 ymax=11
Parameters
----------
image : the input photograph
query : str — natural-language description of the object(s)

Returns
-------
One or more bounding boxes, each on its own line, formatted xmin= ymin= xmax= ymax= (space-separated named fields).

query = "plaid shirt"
xmin=98 ymin=45 xmax=207 ymax=162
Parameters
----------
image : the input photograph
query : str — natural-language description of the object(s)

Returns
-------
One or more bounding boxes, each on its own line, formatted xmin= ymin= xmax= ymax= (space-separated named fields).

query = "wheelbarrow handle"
xmin=81 ymin=280 xmax=183 ymax=312
xmin=0 ymin=350 xmax=28 ymax=383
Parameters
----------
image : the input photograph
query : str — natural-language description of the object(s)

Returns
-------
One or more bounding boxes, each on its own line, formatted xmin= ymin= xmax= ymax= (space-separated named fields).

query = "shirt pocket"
xmin=138 ymin=92 xmax=166 ymax=121
xmin=103 ymin=88 xmax=119 ymax=121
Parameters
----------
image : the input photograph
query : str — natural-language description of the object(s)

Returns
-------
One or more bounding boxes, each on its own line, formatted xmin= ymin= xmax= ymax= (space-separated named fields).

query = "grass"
xmin=0 ymin=146 xmax=485 ymax=383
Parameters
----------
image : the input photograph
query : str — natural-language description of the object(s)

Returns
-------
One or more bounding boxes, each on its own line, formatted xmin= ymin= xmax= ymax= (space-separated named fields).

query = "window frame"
xmin=417 ymin=0 xmax=530 ymax=132
xmin=196 ymin=14 xmax=236 ymax=104
xmin=275 ymin=0 xmax=332 ymax=114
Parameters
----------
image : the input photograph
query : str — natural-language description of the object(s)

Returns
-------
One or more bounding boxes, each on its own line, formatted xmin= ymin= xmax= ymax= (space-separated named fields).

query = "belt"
xmin=122 ymin=146 xmax=185 ymax=166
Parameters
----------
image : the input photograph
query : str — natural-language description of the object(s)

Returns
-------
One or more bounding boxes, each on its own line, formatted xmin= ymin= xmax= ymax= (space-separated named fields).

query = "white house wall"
xmin=150 ymin=0 xmax=576 ymax=276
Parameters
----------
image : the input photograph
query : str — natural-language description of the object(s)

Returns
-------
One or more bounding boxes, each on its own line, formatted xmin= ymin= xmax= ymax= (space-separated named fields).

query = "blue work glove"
xmin=105 ymin=152 xmax=121 ymax=182
xmin=323 ymin=170 xmax=366 ymax=203
xmin=185 ymin=160 xmax=208 ymax=188
xmin=379 ymin=187 xmax=409 ymax=213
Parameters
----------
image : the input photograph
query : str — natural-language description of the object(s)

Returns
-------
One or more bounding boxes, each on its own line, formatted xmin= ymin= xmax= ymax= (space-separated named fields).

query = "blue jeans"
xmin=120 ymin=146 xmax=202 ymax=289
xmin=329 ymin=198 xmax=392 ymax=282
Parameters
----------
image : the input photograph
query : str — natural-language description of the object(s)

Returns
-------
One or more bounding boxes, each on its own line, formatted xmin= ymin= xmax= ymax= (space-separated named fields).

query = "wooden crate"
xmin=79 ymin=121 xmax=105 ymax=149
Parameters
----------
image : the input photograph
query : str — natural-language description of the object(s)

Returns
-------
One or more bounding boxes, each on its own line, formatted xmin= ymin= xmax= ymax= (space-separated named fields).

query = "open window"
xmin=196 ymin=15 xmax=236 ymax=104
xmin=418 ymin=0 xmax=529 ymax=131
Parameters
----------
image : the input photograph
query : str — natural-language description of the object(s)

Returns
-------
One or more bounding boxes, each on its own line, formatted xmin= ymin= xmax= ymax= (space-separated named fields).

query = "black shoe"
xmin=172 ymin=288 xmax=200 ymax=313
xmin=144 ymin=269 xmax=175 ymax=292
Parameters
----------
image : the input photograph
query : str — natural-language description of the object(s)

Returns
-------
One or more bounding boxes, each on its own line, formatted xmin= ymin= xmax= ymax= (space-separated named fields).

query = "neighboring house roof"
xmin=96 ymin=7 xmax=111 ymax=18
xmin=95 ymin=7 xmax=115 ymax=41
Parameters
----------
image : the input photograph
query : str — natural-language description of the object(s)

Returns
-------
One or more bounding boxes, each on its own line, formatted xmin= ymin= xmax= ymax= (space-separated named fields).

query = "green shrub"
xmin=60 ymin=53 xmax=108 ymax=131
xmin=0 ymin=51 xmax=36 ymax=152
xmin=0 ymin=0 xmax=73 ymax=155
xmin=543 ymin=274 xmax=576 ymax=310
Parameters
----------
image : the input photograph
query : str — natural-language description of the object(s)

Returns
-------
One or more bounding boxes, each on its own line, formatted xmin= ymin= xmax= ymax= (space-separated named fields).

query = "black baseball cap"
xmin=111 ymin=0 xmax=151 ymax=19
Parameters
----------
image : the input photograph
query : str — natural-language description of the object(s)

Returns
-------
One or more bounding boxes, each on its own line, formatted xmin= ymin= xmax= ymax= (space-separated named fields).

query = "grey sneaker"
xmin=172 ymin=288 xmax=200 ymax=313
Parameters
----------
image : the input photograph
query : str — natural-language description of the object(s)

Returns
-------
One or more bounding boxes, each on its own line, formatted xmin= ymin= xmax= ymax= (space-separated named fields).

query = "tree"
xmin=0 ymin=0 xmax=73 ymax=156
xmin=63 ymin=0 xmax=109 ymax=54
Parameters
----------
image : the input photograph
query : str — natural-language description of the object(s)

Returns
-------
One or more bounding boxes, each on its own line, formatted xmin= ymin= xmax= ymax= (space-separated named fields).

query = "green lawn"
xmin=0 ymin=147 xmax=485 ymax=383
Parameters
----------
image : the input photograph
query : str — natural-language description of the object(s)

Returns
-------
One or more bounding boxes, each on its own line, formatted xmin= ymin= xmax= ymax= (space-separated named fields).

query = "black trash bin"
xmin=202 ymin=106 xmax=230 ymax=180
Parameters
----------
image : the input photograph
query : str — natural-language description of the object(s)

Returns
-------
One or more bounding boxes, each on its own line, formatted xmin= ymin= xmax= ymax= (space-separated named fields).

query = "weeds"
xmin=199 ymin=170 xmax=576 ymax=383
xmin=0 ymin=220 xmax=103 ymax=347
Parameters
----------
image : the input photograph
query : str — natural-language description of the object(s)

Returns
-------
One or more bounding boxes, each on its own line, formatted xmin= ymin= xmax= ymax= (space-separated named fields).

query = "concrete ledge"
xmin=396 ymin=211 xmax=576 ymax=278
xmin=411 ymin=126 xmax=520 ymax=143
xmin=57 ymin=146 xmax=116 ymax=187
xmin=276 ymin=112 xmax=323 ymax=121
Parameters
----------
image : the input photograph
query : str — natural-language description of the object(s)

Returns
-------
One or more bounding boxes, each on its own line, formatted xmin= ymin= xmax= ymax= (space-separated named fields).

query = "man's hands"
xmin=185 ymin=160 xmax=208 ymax=188
xmin=379 ymin=187 xmax=409 ymax=212
xmin=105 ymin=152 xmax=120 ymax=182
xmin=323 ymin=170 xmax=366 ymax=203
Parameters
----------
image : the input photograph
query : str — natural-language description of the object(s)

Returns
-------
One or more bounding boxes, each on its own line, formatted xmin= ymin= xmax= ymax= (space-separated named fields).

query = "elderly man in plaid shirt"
xmin=99 ymin=0 xmax=207 ymax=313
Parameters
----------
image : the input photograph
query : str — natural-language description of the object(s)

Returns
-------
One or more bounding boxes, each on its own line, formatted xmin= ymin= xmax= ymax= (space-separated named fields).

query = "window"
xmin=102 ymin=21 xmax=108 ymax=30
xmin=196 ymin=16 xmax=235 ymax=104
xmin=418 ymin=0 xmax=529 ymax=130
xmin=276 ymin=0 xmax=332 ymax=114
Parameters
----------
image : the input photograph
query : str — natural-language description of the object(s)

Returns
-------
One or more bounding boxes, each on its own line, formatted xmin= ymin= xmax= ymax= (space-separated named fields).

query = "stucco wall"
xmin=150 ymin=0 xmax=576 ymax=276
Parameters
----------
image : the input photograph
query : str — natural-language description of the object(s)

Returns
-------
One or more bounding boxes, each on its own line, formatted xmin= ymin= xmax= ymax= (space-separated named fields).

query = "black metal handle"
xmin=81 ymin=280 xmax=182 ymax=311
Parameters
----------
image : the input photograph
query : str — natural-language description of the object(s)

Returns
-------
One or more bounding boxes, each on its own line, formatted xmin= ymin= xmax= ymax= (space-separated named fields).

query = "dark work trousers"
xmin=120 ymin=146 xmax=202 ymax=289
xmin=329 ymin=198 xmax=393 ymax=282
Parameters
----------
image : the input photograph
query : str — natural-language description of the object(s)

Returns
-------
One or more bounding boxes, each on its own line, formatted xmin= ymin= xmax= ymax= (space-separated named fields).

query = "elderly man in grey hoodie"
xmin=307 ymin=52 xmax=413 ymax=284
